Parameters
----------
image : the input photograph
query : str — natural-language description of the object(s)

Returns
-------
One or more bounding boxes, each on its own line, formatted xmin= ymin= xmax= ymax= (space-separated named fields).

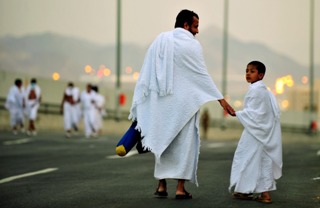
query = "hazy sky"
xmin=0 ymin=0 xmax=319 ymax=66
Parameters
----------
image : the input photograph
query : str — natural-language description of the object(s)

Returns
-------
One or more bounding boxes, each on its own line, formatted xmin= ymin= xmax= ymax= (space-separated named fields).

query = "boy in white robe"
xmin=25 ymin=78 xmax=41 ymax=136
xmin=229 ymin=61 xmax=283 ymax=204
xmin=5 ymin=79 xmax=25 ymax=134
xmin=129 ymin=9 xmax=235 ymax=199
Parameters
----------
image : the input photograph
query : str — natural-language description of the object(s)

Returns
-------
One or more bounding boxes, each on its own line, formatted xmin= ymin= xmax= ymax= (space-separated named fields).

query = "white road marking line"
xmin=0 ymin=168 xmax=58 ymax=184
xmin=107 ymin=150 xmax=139 ymax=159
xmin=317 ymin=150 xmax=320 ymax=156
xmin=3 ymin=138 xmax=32 ymax=145
xmin=207 ymin=143 xmax=227 ymax=148
xmin=313 ymin=177 xmax=320 ymax=181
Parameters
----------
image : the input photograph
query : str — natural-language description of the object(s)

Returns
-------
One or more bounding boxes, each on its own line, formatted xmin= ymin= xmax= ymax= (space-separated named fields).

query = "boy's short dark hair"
xmin=174 ymin=9 xmax=199 ymax=28
xmin=248 ymin=61 xmax=266 ymax=74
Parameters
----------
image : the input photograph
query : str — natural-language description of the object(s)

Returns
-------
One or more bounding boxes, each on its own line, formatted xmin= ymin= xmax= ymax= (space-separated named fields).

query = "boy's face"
xmin=245 ymin=64 xmax=264 ymax=84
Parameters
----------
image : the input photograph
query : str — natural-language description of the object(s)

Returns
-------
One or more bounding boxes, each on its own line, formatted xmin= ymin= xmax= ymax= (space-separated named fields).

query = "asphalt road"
xmin=0 ymin=129 xmax=319 ymax=208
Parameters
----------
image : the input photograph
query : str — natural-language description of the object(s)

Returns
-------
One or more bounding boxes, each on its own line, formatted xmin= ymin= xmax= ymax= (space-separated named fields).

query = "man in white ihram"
xmin=25 ymin=78 xmax=41 ymax=136
xmin=129 ymin=9 xmax=235 ymax=199
xmin=5 ymin=79 xmax=26 ymax=134
xmin=81 ymin=84 xmax=98 ymax=138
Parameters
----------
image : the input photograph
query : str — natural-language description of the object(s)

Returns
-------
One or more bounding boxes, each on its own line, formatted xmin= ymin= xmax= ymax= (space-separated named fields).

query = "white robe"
xmin=81 ymin=90 xmax=97 ymax=137
xmin=229 ymin=80 xmax=283 ymax=193
xmin=129 ymin=28 xmax=223 ymax=186
xmin=72 ymin=87 xmax=82 ymax=125
xmin=5 ymin=85 xmax=25 ymax=127
xmin=25 ymin=84 xmax=41 ymax=120
xmin=94 ymin=93 xmax=106 ymax=131
xmin=63 ymin=87 xmax=80 ymax=130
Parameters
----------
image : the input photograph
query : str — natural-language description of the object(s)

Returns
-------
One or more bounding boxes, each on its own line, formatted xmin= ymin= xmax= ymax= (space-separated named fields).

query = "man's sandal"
xmin=175 ymin=189 xmax=192 ymax=199
xmin=232 ymin=192 xmax=254 ymax=200
xmin=154 ymin=189 xmax=168 ymax=198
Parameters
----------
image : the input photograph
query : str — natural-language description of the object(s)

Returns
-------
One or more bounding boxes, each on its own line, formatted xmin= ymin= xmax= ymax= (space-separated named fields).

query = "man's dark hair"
xmin=31 ymin=78 xmax=37 ymax=84
xmin=68 ymin=82 xmax=74 ymax=87
xmin=248 ymin=61 xmax=266 ymax=74
xmin=174 ymin=9 xmax=199 ymax=28
xmin=14 ymin=78 xmax=22 ymax=86
xmin=92 ymin=85 xmax=99 ymax=93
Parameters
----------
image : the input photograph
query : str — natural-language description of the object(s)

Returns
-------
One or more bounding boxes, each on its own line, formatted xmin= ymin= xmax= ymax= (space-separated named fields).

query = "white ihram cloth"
xmin=229 ymin=80 xmax=283 ymax=193
xmin=25 ymin=84 xmax=41 ymax=120
xmin=5 ymin=85 xmax=25 ymax=127
xmin=129 ymin=28 xmax=223 ymax=186
xmin=94 ymin=93 xmax=106 ymax=131
xmin=72 ymin=87 xmax=82 ymax=124
xmin=81 ymin=90 xmax=97 ymax=137
xmin=63 ymin=87 xmax=80 ymax=130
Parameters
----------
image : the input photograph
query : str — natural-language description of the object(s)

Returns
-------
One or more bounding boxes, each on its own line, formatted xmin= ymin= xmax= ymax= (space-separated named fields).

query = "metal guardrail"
xmin=0 ymin=97 xmax=130 ymax=120
xmin=0 ymin=97 xmax=314 ymax=133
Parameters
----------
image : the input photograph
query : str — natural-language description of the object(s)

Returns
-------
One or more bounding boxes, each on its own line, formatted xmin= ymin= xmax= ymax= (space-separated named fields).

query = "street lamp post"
xmin=115 ymin=0 xmax=122 ymax=121
xmin=309 ymin=0 xmax=315 ymax=130
xmin=221 ymin=0 xmax=229 ymax=130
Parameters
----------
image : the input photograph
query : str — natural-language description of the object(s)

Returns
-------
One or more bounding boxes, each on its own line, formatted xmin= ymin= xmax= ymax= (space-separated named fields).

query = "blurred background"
xmin=0 ymin=0 xmax=319 ymax=132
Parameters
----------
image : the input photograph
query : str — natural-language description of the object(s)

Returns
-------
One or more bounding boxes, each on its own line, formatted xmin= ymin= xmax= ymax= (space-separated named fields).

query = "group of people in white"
xmin=60 ymin=82 xmax=106 ymax=138
xmin=5 ymin=79 xmax=106 ymax=138
xmin=5 ymin=78 xmax=41 ymax=135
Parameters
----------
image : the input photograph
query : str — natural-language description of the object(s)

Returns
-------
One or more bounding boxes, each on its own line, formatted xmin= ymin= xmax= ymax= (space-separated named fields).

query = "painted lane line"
xmin=0 ymin=168 xmax=58 ymax=184
xmin=107 ymin=150 xmax=139 ymax=159
xmin=207 ymin=142 xmax=227 ymax=148
xmin=317 ymin=150 xmax=320 ymax=156
xmin=3 ymin=138 xmax=32 ymax=145
xmin=313 ymin=177 xmax=320 ymax=181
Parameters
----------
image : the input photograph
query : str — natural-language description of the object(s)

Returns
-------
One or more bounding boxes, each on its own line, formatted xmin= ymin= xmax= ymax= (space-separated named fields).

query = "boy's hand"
xmin=218 ymin=99 xmax=236 ymax=116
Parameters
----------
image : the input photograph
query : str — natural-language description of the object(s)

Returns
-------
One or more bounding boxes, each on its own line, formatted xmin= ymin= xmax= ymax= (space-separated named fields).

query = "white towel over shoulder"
xmin=129 ymin=28 xmax=223 ymax=160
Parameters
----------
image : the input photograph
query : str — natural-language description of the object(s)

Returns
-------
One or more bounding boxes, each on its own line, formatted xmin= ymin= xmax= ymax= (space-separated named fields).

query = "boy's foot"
xmin=255 ymin=195 xmax=272 ymax=204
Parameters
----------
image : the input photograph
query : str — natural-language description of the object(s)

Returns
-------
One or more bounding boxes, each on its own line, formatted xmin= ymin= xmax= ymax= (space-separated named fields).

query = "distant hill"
xmin=0 ymin=26 xmax=316 ymax=99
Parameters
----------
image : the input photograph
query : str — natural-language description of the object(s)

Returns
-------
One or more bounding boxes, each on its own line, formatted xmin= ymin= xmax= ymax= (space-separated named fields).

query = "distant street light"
xmin=52 ymin=72 xmax=60 ymax=81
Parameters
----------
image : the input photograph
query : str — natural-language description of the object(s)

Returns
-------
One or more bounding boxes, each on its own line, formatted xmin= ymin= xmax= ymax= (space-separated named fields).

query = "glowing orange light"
xmin=52 ymin=72 xmax=60 ymax=81
xmin=104 ymin=68 xmax=111 ymax=76
xmin=85 ymin=65 xmax=92 ymax=73
xmin=275 ymin=75 xmax=294 ymax=94
xmin=133 ymin=72 xmax=139 ymax=80
xmin=97 ymin=69 xmax=104 ymax=78
xmin=275 ymin=79 xmax=284 ymax=94
xmin=125 ymin=66 xmax=133 ymax=74
xmin=281 ymin=100 xmax=289 ymax=109
xmin=301 ymin=76 xmax=308 ymax=84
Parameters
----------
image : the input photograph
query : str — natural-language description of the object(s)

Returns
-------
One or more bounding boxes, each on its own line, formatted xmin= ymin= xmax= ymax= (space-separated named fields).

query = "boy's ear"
xmin=258 ymin=73 xmax=265 ymax=80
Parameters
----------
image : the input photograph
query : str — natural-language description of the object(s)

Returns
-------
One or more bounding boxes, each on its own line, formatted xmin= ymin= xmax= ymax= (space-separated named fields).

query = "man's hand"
xmin=218 ymin=99 xmax=236 ymax=116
